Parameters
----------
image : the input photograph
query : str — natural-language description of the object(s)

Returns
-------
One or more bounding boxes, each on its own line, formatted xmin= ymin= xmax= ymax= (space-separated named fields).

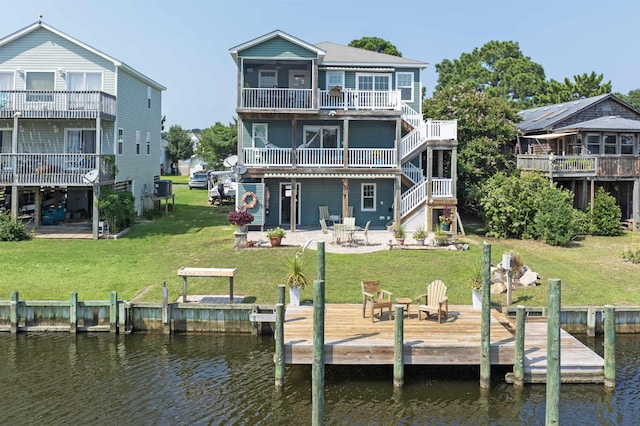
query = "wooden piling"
xmin=275 ymin=302 xmax=285 ymax=388
xmin=317 ymin=241 xmax=325 ymax=282
xmin=162 ymin=281 xmax=170 ymax=335
xmin=514 ymin=305 xmax=525 ymax=387
xmin=394 ymin=304 xmax=404 ymax=388
xmin=110 ymin=291 xmax=118 ymax=333
xmin=587 ymin=306 xmax=596 ymax=337
xmin=604 ymin=304 xmax=616 ymax=388
xmin=480 ymin=242 xmax=491 ymax=389
xmin=278 ymin=284 xmax=285 ymax=306
xmin=312 ymin=279 xmax=325 ymax=426
xmin=70 ymin=292 xmax=78 ymax=333
xmin=10 ymin=291 xmax=18 ymax=333
xmin=546 ymin=278 xmax=561 ymax=425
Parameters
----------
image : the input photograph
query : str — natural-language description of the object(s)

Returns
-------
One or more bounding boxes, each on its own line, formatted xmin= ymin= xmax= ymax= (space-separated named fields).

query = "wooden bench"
xmin=177 ymin=267 xmax=237 ymax=303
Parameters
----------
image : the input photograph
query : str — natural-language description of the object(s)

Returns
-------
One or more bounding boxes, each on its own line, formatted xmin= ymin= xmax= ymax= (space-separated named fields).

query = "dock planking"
xmin=284 ymin=304 xmax=604 ymax=383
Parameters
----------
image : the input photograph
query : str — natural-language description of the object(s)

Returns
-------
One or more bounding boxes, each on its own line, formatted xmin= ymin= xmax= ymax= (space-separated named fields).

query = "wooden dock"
xmin=283 ymin=304 xmax=604 ymax=383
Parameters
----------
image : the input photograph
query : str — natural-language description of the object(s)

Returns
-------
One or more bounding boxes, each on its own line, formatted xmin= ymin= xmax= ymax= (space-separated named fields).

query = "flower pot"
xmin=416 ymin=238 xmax=425 ymax=246
xmin=395 ymin=238 xmax=405 ymax=245
xmin=471 ymin=289 xmax=482 ymax=310
xmin=441 ymin=223 xmax=450 ymax=232
xmin=270 ymin=236 xmax=282 ymax=247
xmin=236 ymin=225 xmax=248 ymax=233
xmin=289 ymin=287 xmax=301 ymax=306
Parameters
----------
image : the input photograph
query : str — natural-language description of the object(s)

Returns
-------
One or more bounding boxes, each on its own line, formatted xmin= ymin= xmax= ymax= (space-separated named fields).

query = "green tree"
xmin=166 ymin=124 xmax=193 ymax=162
xmin=348 ymin=36 xmax=402 ymax=57
xmin=537 ymin=72 xmax=611 ymax=104
xmin=615 ymin=88 xmax=640 ymax=110
xmin=591 ymin=187 xmax=622 ymax=236
xmin=197 ymin=120 xmax=238 ymax=168
xmin=422 ymin=83 xmax=520 ymax=209
xmin=434 ymin=40 xmax=546 ymax=106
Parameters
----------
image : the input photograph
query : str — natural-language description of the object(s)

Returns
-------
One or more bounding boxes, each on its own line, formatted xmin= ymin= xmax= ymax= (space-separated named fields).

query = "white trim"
xmin=356 ymin=73 xmax=392 ymax=91
xmin=279 ymin=182 xmax=301 ymax=226
xmin=302 ymin=125 xmax=341 ymax=149
xmin=395 ymin=71 xmax=413 ymax=103
xmin=325 ymin=71 xmax=344 ymax=89
xmin=252 ymin=123 xmax=268 ymax=148
xmin=361 ymin=182 xmax=376 ymax=212
xmin=229 ymin=29 xmax=325 ymax=61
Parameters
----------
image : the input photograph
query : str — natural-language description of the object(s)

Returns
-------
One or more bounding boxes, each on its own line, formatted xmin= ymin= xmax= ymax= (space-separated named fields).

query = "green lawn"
xmin=2 ymin=185 xmax=639 ymax=307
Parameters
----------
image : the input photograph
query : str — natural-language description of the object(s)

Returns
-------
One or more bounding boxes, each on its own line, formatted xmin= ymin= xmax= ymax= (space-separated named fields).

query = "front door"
xmin=279 ymin=182 xmax=301 ymax=226
xmin=288 ymin=70 xmax=310 ymax=109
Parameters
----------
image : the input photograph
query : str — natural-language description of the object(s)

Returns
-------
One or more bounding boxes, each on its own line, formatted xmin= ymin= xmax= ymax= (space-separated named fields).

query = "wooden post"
xmin=514 ymin=305 xmax=526 ymax=387
xmin=162 ymin=281 xmax=170 ymax=335
xmin=506 ymin=270 xmax=512 ymax=306
xmin=317 ymin=241 xmax=325 ymax=282
xmin=181 ymin=276 xmax=188 ymax=303
xmin=10 ymin=291 xmax=18 ymax=333
xmin=480 ymin=242 xmax=491 ymax=389
xmin=312 ymin=279 xmax=325 ymax=426
xmin=394 ymin=304 xmax=404 ymax=388
xmin=586 ymin=306 xmax=596 ymax=337
xmin=278 ymin=284 xmax=286 ymax=306
xmin=604 ymin=304 xmax=616 ymax=388
xmin=546 ymin=278 xmax=561 ymax=425
xmin=110 ymin=291 xmax=118 ymax=333
xmin=274 ymin=302 xmax=285 ymax=388
xmin=69 ymin=292 xmax=78 ymax=333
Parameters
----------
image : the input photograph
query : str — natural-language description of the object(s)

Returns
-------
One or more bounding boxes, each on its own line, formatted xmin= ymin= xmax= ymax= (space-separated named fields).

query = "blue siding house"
xmin=0 ymin=19 xmax=165 ymax=238
xmin=229 ymin=30 xmax=457 ymax=232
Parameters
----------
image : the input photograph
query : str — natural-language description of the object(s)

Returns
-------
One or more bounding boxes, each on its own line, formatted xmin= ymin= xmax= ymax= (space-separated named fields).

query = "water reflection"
xmin=0 ymin=333 xmax=637 ymax=424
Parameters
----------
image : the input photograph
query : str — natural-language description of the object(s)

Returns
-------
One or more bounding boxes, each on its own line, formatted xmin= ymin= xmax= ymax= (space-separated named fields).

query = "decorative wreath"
xmin=241 ymin=191 xmax=258 ymax=209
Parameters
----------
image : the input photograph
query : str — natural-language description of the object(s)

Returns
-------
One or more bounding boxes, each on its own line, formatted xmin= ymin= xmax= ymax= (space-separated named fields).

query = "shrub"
xmin=622 ymin=247 xmax=640 ymax=264
xmin=572 ymin=208 xmax=593 ymax=235
xmin=97 ymin=188 xmax=135 ymax=233
xmin=534 ymin=186 xmax=577 ymax=246
xmin=591 ymin=187 xmax=622 ymax=236
xmin=0 ymin=214 xmax=31 ymax=241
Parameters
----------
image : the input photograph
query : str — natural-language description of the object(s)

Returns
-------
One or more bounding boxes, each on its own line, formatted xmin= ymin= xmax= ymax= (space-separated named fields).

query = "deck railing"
xmin=241 ymin=88 xmax=313 ymax=110
xmin=242 ymin=147 xmax=397 ymax=168
xmin=0 ymin=90 xmax=116 ymax=120
xmin=318 ymin=89 xmax=401 ymax=110
xmin=400 ymin=178 xmax=453 ymax=217
xmin=517 ymin=155 xmax=598 ymax=175
xmin=0 ymin=153 xmax=115 ymax=185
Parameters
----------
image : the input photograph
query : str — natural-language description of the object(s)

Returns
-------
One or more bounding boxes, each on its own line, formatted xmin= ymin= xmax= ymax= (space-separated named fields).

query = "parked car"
xmin=188 ymin=172 xmax=209 ymax=189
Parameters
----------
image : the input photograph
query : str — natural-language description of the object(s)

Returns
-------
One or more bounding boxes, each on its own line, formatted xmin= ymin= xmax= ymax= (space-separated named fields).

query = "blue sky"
xmin=4 ymin=0 xmax=640 ymax=129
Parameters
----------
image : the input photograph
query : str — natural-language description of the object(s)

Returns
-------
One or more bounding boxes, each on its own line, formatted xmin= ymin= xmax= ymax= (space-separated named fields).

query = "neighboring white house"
xmin=0 ymin=19 xmax=165 ymax=238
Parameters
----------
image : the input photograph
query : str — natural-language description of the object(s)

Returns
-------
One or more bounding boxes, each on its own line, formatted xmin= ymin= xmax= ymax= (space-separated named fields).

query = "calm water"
xmin=0 ymin=332 xmax=638 ymax=425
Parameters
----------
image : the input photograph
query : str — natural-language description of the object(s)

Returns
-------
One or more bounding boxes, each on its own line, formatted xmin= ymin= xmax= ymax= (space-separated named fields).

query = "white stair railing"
xmin=401 ymin=102 xmax=422 ymax=128
xmin=400 ymin=180 xmax=427 ymax=217
xmin=402 ymin=162 xmax=425 ymax=184
xmin=400 ymin=121 xmax=427 ymax=161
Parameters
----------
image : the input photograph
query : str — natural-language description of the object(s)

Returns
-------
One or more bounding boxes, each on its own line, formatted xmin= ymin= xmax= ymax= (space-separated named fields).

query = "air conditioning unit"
xmin=156 ymin=180 xmax=172 ymax=197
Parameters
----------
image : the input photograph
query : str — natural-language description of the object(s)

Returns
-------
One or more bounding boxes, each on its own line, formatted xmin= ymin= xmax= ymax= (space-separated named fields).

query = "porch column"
xmin=451 ymin=146 xmax=457 ymax=200
xmin=92 ymin=116 xmax=101 ymax=240
xmin=291 ymin=117 xmax=297 ymax=167
xmin=394 ymin=174 xmax=401 ymax=227
xmin=342 ymin=119 xmax=349 ymax=168
xmin=10 ymin=114 xmax=19 ymax=220
xmin=426 ymin=146 xmax=433 ymax=231
xmin=342 ymin=179 xmax=349 ymax=219
xmin=311 ymin=59 xmax=318 ymax=110
xmin=290 ymin=178 xmax=297 ymax=232
xmin=395 ymin=118 xmax=401 ymax=166
xmin=633 ymin=179 xmax=640 ymax=230
xmin=590 ymin=178 xmax=595 ymax=214
xmin=34 ymin=188 xmax=41 ymax=228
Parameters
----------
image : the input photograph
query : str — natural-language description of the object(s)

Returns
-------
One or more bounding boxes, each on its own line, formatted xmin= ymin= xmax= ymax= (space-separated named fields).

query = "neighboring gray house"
xmin=229 ymin=30 xmax=458 ymax=232
xmin=0 ymin=19 xmax=165 ymax=238
xmin=517 ymin=94 xmax=640 ymax=228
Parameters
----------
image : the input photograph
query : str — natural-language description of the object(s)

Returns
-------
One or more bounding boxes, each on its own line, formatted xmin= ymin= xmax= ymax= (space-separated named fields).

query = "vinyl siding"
xmin=348 ymin=121 xmax=395 ymax=149
xmin=0 ymin=27 xmax=116 ymax=93
xmin=242 ymin=120 xmax=292 ymax=148
xmin=115 ymin=68 xmax=162 ymax=212
xmin=263 ymin=178 xmax=394 ymax=227
xmin=239 ymin=37 xmax=317 ymax=59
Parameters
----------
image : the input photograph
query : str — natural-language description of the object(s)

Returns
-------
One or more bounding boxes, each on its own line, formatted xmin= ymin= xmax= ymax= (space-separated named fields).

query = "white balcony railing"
xmin=0 ymin=153 xmax=115 ymax=186
xmin=400 ymin=178 xmax=453 ymax=218
xmin=241 ymin=88 xmax=313 ymax=109
xmin=242 ymin=147 xmax=396 ymax=168
xmin=402 ymin=163 xmax=425 ymax=184
xmin=318 ymin=89 xmax=401 ymax=110
xmin=0 ymin=90 xmax=116 ymax=119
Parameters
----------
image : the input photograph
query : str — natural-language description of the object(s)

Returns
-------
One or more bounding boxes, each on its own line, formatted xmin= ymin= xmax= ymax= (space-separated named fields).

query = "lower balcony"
xmin=242 ymin=147 xmax=397 ymax=168
xmin=0 ymin=153 xmax=115 ymax=186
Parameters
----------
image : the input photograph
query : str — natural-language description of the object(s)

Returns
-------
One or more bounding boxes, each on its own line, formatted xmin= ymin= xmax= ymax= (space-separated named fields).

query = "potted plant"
xmin=283 ymin=254 xmax=310 ymax=306
xmin=467 ymin=262 xmax=483 ymax=310
xmin=228 ymin=209 xmax=254 ymax=233
xmin=266 ymin=227 xmax=286 ymax=247
xmin=433 ymin=225 xmax=449 ymax=246
xmin=439 ymin=205 xmax=452 ymax=231
xmin=393 ymin=224 xmax=406 ymax=245
xmin=413 ymin=227 xmax=426 ymax=246
xmin=329 ymin=85 xmax=343 ymax=97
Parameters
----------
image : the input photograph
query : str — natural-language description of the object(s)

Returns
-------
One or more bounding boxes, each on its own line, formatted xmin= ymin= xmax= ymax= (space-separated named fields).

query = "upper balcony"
xmin=239 ymin=87 xmax=401 ymax=112
xmin=0 ymin=153 xmax=115 ymax=186
xmin=0 ymin=90 xmax=116 ymax=120
xmin=517 ymin=155 xmax=599 ymax=177
xmin=242 ymin=147 xmax=397 ymax=168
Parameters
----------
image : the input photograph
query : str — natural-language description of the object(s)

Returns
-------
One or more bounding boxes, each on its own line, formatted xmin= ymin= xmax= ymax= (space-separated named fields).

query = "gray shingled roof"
xmin=555 ymin=115 xmax=640 ymax=132
xmin=517 ymin=94 xmax=611 ymax=133
xmin=314 ymin=41 xmax=427 ymax=69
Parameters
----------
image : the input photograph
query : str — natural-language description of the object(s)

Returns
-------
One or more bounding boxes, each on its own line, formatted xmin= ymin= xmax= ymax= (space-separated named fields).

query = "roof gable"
xmin=230 ymin=30 xmax=325 ymax=62
xmin=0 ymin=21 xmax=165 ymax=90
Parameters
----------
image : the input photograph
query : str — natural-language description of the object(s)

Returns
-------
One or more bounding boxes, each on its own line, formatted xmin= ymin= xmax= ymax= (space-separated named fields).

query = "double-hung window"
xmin=117 ymin=128 xmax=124 ymax=155
xmin=361 ymin=183 xmax=376 ymax=211
xmin=396 ymin=72 xmax=413 ymax=102
xmin=326 ymin=71 xmax=344 ymax=90
xmin=603 ymin=134 xmax=617 ymax=154
xmin=621 ymin=134 xmax=634 ymax=155
xmin=146 ymin=132 xmax=151 ymax=155
xmin=136 ymin=131 xmax=141 ymax=155
xmin=586 ymin=134 xmax=601 ymax=154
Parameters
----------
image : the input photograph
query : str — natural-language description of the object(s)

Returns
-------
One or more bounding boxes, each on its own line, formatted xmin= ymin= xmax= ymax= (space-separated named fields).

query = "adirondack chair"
xmin=319 ymin=205 xmax=333 ymax=225
xmin=361 ymin=220 xmax=371 ymax=246
xmin=319 ymin=219 xmax=333 ymax=243
xmin=416 ymin=280 xmax=449 ymax=323
xmin=361 ymin=280 xmax=393 ymax=322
